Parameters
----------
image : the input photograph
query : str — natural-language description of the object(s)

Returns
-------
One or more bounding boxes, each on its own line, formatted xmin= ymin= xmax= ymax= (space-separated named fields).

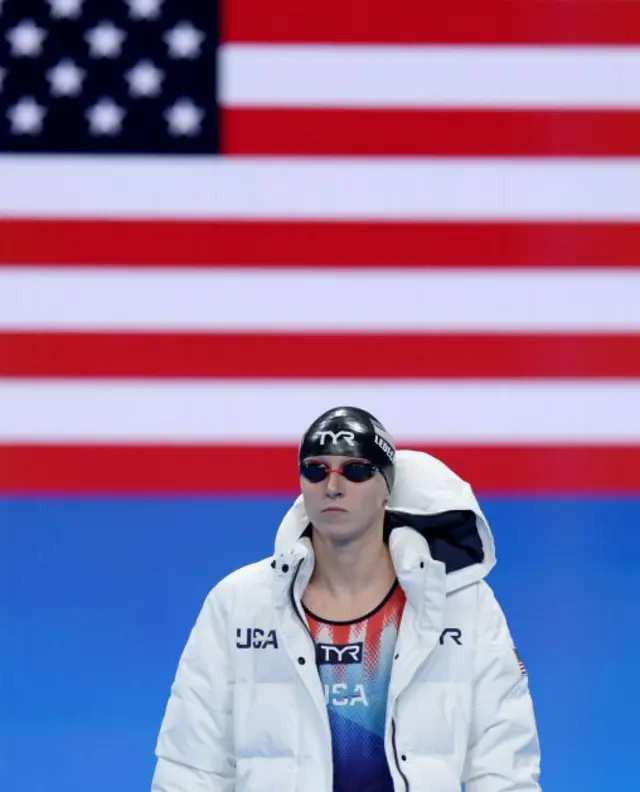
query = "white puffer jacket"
xmin=152 ymin=450 xmax=542 ymax=792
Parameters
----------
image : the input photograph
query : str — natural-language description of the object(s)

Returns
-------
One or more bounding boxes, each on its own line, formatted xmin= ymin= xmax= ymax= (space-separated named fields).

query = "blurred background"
xmin=1 ymin=1 xmax=640 ymax=790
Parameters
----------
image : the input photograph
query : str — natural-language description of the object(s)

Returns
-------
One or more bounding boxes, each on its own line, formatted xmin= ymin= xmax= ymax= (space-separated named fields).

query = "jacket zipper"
xmin=289 ymin=560 xmax=315 ymax=643
xmin=391 ymin=719 xmax=410 ymax=792
xmin=289 ymin=560 xmax=335 ymax=792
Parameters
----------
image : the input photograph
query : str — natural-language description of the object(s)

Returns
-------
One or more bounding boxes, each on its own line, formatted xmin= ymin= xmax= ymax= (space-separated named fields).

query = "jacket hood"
xmin=274 ymin=448 xmax=496 ymax=592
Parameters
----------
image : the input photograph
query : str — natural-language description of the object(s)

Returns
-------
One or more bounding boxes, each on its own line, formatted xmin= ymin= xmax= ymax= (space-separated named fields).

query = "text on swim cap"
xmin=374 ymin=435 xmax=395 ymax=462
xmin=317 ymin=430 xmax=356 ymax=446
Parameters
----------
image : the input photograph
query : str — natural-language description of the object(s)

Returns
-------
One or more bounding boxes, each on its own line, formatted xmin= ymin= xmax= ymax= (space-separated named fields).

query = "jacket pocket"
xmin=233 ymin=681 xmax=300 ymax=760
xmin=396 ymin=681 xmax=471 ymax=758
xmin=235 ymin=755 xmax=297 ymax=792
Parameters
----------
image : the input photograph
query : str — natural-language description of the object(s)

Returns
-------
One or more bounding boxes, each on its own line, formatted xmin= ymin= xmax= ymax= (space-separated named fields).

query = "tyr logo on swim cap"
xmin=298 ymin=406 xmax=396 ymax=491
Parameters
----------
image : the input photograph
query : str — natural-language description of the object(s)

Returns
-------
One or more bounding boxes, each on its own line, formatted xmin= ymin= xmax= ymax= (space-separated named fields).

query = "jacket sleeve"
xmin=462 ymin=583 xmax=542 ymax=792
xmin=151 ymin=583 xmax=236 ymax=792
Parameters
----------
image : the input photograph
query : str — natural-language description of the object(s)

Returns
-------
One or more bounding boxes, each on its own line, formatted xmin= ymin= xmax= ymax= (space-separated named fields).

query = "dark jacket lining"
xmin=384 ymin=509 xmax=484 ymax=574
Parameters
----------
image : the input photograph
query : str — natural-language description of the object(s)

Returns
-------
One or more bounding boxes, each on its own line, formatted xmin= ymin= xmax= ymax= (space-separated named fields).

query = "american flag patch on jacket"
xmin=514 ymin=648 xmax=528 ymax=677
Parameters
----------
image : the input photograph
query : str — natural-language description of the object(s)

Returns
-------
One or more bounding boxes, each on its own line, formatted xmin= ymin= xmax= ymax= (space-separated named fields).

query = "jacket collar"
xmin=270 ymin=525 xmax=447 ymax=623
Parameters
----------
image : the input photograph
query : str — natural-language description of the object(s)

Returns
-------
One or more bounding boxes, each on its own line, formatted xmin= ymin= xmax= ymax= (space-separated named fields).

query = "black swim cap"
xmin=298 ymin=406 xmax=396 ymax=491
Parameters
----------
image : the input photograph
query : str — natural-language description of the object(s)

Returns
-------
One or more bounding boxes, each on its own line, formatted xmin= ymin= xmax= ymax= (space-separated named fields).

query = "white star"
xmin=47 ymin=0 xmax=84 ymax=19
xmin=86 ymin=98 xmax=125 ymax=136
xmin=6 ymin=19 xmax=47 ymax=57
xmin=85 ymin=21 xmax=126 ymax=59
xmin=125 ymin=0 xmax=164 ymax=20
xmin=165 ymin=98 xmax=204 ymax=136
xmin=47 ymin=59 xmax=86 ymax=97
xmin=125 ymin=60 xmax=164 ymax=98
xmin=164 ymin=22 xmax=205 ymax=59
xmin=7 ymin=96 xmax=46 ymax=135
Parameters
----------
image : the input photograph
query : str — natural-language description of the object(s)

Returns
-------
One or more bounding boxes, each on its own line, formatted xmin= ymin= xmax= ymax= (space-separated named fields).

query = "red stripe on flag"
xmin=223 ymin=109 xmax=640 ymax=157
xmin=2 ymin=445 xmax=639 ymax=494
xmin=223 ymin=0 xmax=640 ymax=44
xmin=3 ymin=332 xmax=640 ymax=378
xmin=2 ymin=220 xmax=640 ymax=267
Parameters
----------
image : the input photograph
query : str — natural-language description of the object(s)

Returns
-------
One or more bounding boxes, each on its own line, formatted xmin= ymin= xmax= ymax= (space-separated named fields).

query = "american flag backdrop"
xmin=1 ymin=0 xmax=640 ymax=495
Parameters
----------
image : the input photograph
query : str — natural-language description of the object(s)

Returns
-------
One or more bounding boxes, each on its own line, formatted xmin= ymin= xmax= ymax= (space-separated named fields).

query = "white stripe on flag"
xmin=1 ymin=268 xmax=639 ymax=330
xmin=220 ymin=45 xmax=640 ymax=108
xmin=1 ymin=380 xmax=639 ymax=443
xmin=1 ymin=158 xmax=640 ymax=218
